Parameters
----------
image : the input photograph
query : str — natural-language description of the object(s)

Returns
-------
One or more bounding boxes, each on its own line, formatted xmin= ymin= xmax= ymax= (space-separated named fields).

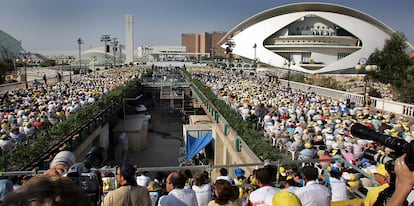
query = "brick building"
xmin=181 ymin=32 xmax=226 ymax=58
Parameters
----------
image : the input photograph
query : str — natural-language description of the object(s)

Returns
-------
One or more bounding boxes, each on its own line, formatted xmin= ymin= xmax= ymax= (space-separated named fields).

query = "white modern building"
xmin=219 ymin=2 xmax=414 ymax=74
xmin=137 ymin=46 xmax=210 ymax=63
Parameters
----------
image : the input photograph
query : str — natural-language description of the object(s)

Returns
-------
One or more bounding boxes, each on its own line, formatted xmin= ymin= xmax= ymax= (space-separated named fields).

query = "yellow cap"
xmin=272 ymin=190 xmax=301 ymax=206
xmin=375 ymin=164 xmax=388 ymax=176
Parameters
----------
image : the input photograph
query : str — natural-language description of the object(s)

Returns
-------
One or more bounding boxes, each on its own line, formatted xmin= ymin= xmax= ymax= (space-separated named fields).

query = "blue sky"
xmin=1 ymin=0 xmax=413 ymax=55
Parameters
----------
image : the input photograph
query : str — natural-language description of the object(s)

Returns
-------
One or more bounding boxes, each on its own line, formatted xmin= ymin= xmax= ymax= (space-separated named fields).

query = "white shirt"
xmin=0 ymin=139 xmax=16 ymax=153
xmin=249 ymin=186 xmax=280 ymax=206
xmin=328 ymin=177 xmax=348 ymax=201
xmin=216 ymin=176 xmax=235 ymax=185
xmin=192 ymin=184 xmax=212 ymax=206
xmin=294 ymin=180 xmax=331 ymax=206
xmin=158 ymin=188 xmax=198 ymax=206
xmin=136 ymin=175 xmax=151 ymax=187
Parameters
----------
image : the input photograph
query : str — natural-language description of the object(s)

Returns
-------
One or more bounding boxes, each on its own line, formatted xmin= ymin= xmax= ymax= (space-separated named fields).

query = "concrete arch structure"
xmin=219 ymin=2 xmax=414 ymax=74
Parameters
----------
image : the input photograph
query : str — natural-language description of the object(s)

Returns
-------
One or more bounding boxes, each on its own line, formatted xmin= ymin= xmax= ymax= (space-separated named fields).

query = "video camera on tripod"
xmin=64 ymin=146 xmax=107 ymax=205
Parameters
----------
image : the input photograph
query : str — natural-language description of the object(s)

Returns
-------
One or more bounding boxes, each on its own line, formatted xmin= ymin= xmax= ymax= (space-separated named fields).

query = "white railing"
xmin=280 ymin=79 xmax=414 ymax=117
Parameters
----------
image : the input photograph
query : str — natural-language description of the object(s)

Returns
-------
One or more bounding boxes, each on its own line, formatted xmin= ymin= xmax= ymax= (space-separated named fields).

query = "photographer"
xmin=386 ymin=154 xmax=414 ymax=206
xmin=44 ymin=150 xmax=76 ymax=177
xmin=351 ymin=123 xmax=414 ymax=206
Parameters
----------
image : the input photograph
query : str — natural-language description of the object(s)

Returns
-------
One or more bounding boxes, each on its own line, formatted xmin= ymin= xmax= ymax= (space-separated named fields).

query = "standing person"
xmin=234 ymin=168 xmax=247 ymax=185
xmin=216 ymin=168 xmax=235 ymax=185
xmin=147 ymin=181 xmax=162 ymax=206
xmin=192 ymin=172 xmax=212 ymax=206
xmin=43 ymin=74 xmax=47 ymax=85
xmin=208 ymin=179 xmax=240 ymax=206
xmin=137 ymin=171 xmax=151 ymax=187
xmin=158 ymin=171 xmax=198 ymax=206
xmin=57 ymin=72 xmax=62 ymax=82
xmin=102 ymin=163 xmax=152 ymax=206
xmin=248 ymin=168 xmax=281 ymax=206
xmin=294 ymin=166 xmax=331 ymax=206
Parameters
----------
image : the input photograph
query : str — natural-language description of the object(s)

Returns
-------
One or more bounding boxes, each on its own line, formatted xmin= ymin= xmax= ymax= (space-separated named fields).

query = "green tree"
xmin=40 ymin=59 xmax=56 ymax=67
xmin=397 ymin=65 xmax=414 ymax=103
xmin=368 ymin=33 xmax=413 ymax=102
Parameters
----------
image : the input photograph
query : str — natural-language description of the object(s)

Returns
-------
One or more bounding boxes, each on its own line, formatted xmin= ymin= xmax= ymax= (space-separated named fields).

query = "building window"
xmin=302 ymin=52 xmax=311 ymax=63
xmin=337 ymin=52 xmax=351 ymax=60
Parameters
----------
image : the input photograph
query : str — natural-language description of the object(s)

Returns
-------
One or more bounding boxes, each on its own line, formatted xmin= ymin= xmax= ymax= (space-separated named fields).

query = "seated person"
xmin=298 ymin=143 xmax=316 ymax=160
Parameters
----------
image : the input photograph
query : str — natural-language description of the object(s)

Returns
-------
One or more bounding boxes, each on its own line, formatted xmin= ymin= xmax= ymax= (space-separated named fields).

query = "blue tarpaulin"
xmin=185 ymin=131 xmax=212 ymax=161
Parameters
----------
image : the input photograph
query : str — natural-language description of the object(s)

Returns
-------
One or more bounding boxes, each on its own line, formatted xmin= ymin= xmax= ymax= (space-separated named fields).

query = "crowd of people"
xmin=0 ymin=152 xmax=313 ymax=206
xmin=189 ymin=67 xmax=414 ymax=205
xmin=0 ymin=67 xmax=146 ymax=155
xmin=0 ymin=65 xmax=414 ymax=205
xmin=1 ymin=154 xmax=414 ymax=206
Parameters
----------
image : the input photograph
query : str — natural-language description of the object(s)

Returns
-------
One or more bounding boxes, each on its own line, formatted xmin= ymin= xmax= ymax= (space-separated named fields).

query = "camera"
xmin=351 ymin=123 xmax=414 ymax=171
xmin=363 ymin=148 xmax=394 ymax=165
xmin=351 ymin=123 xmax=414 ymax=205
xmin=65 ymin=146 xmax=107 ymax=205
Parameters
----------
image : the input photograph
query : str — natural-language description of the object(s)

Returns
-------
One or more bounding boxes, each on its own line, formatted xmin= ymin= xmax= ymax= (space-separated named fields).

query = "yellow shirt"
xmin=363 ymin=183 xmax=389 ymax=206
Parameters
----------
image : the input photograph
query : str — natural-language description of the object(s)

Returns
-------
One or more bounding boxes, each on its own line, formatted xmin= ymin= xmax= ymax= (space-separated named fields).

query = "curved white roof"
xmin=220 ymin=2 xmax=413 ymax=74
xmin=73 ymin=47 xmax=124 ymax=66
xmin=0 ymin=29 xmax=24 ymax=60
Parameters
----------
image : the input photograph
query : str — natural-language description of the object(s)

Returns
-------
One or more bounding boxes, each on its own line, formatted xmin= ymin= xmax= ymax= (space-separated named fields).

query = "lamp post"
xmin=91 ymin=56 xmax=97 ymax=76
xmin=16 ymin=52 xmax=31 ymax=89
xmin=210 ymin=47 xmax=215 ymax=61
xmin=225 ymin=39 xmax=235 ymax=70
xmin=112 ymin=38 xmax=118 ymax=68
xmin=118 ymin=44 xmax=124 ymax=66
xmin=100 ymin=34 xmax=111 ymax=70
xmin=284 ymin=59 xmax=295 ymax=88
xmin=355 ymin=57 xmax=378 ymax=109
xmin=253 ymin=43 xmax=257 ymax=61
xmin=68 ymin=57 xmax=74 ymax=83
xmin=77 ymin=38 xmax=84 ymax=75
